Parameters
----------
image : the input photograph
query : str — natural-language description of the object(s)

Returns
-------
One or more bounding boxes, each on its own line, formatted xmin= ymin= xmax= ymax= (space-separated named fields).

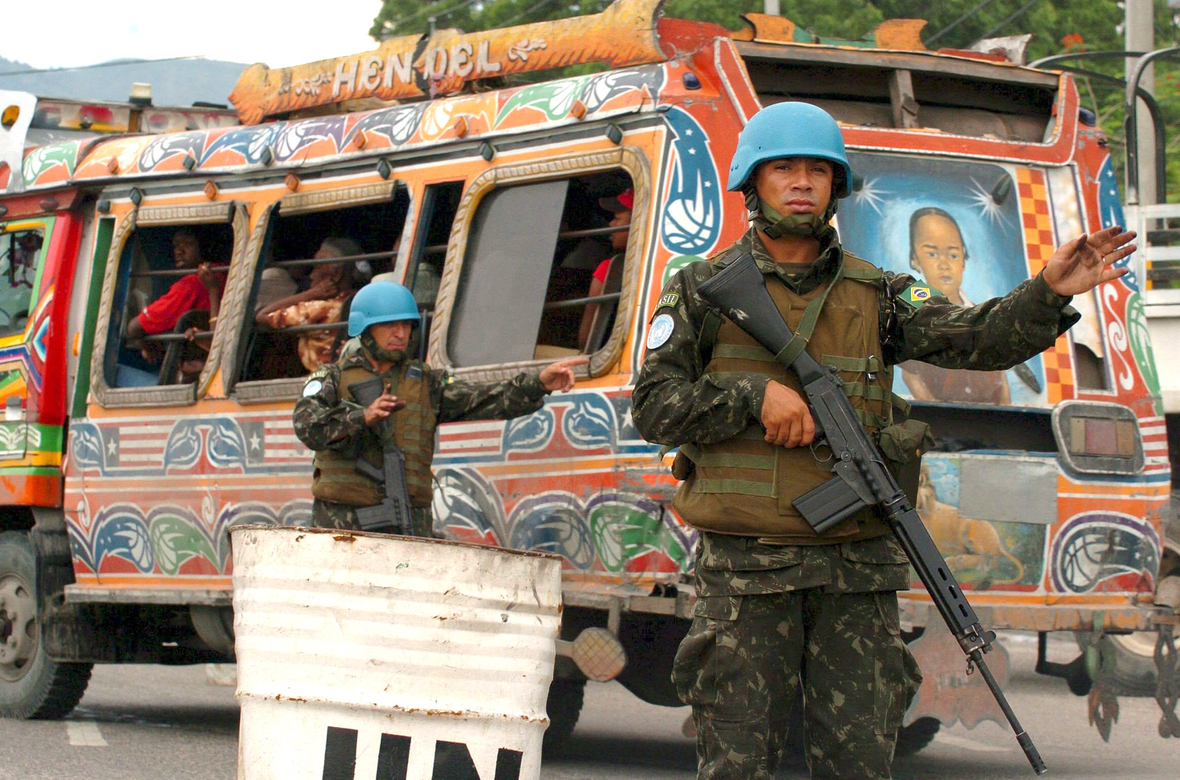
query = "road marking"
xmin=933 ymin=732 xmax=1009 ymax=753
xmin=66 ymin=721 xmax=108 ymax=747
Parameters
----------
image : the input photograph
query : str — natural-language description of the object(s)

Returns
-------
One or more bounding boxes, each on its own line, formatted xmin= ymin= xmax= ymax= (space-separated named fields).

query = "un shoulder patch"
xmin=646 ymin=313 xmax=675 ymax=350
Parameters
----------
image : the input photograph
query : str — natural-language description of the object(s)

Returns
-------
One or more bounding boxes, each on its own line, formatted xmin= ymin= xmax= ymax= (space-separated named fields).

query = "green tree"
xmin=368 ymin=0 xmax=1180 ymax=200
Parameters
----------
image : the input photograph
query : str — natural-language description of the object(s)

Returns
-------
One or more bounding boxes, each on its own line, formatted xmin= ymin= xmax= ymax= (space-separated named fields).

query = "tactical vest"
xmin=311 ymin=360 xmax=437 ymax=508
xmin=672 ymin=251 xmax=897 ymax=544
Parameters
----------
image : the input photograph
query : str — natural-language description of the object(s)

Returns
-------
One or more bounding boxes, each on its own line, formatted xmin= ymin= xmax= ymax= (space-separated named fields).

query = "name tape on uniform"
xmin=656 ymin=293 xmax=680 ymax=310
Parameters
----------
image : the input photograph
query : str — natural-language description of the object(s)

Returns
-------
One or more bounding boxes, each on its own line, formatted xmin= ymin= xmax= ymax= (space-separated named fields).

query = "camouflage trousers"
xmin=310 ymin=499 xmax=437 ymax=538
xmin=673 ymin=588 xmax=922 ymax=780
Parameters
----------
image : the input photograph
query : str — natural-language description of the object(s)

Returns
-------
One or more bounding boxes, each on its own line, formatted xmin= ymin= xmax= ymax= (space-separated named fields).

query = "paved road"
xmin=0 ymin=632 xmax=1176 ymax=779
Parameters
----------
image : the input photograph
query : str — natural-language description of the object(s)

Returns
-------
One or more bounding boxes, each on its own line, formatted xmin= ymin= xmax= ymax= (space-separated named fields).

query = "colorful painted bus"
xmin=0 ymin=0 xmax=1174 ymax=751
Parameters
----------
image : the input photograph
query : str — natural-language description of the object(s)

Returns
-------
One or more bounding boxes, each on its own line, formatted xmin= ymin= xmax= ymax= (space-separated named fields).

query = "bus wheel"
xmin=0 ymin=532 xmax=93 ymax=719
xmin=543 ymin=678 xmax=586 ymax=751
xmin=1073 ymin=527 xmax=1179 ymax=698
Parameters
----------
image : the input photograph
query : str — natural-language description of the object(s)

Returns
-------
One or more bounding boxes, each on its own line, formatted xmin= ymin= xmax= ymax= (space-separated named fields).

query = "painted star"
xmin=248 ymin=431 xmax=262 ymax=452
xmin=106 ymin=438 xmax=117 ymax=457
xmin=967 ymin=177 xmax=1009 ymax=227
xmin=850 ymin=176 xmax=889 ymax=217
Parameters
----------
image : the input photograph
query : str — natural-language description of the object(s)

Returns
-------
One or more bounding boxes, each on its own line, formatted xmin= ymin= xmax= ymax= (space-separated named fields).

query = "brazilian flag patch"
xmin=898 ymin=282 xmax=939 ymax=308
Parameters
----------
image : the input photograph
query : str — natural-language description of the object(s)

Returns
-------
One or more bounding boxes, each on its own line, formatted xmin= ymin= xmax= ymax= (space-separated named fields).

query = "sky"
xmin=2 ymin=0 xmax=386 ymax=70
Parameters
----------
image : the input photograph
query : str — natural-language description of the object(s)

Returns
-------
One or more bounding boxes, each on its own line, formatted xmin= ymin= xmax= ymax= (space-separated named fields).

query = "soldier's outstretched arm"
xmin=292 ymin=366 xmax=367 ymax=454
xmin=433 ymin=368 xmax=549 ymax=424
xmin=884 ymin=268 xmax=1080 ymax=371
xmin=632 ymin=265 xmax=767 ymax=447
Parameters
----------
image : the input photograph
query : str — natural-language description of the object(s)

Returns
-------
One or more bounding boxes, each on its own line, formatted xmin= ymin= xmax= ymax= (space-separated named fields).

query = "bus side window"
xmin=406 ymin=181 xmax=464 ymax=360
xmin=237 ymin=191 xmax=410 ymax=383
xmin=105 ymin=223 xmax=234 ymax=388
xmin=445 ymin=170 xmax=631 ymax=367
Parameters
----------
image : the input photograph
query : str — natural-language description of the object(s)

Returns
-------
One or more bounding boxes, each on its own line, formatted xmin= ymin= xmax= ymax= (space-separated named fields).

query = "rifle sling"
xmin=774 ymin=254 xmax=845 ymax=367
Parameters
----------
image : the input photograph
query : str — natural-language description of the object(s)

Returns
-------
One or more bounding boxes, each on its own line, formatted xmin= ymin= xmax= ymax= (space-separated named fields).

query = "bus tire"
xmin=1073 ymin=572 xmax=1180 ymax=698
xmin=543 ymin=677 xmax=586 ymax=750
xmin=0 ymin=532 xmax=93 ymax=719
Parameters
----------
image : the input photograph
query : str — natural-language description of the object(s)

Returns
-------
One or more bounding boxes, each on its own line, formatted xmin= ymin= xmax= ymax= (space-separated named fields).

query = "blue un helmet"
xmin=726 ymin=102 xmax=853 ymax=198
xmin=347 ymin=281 xmax=421 ymax=337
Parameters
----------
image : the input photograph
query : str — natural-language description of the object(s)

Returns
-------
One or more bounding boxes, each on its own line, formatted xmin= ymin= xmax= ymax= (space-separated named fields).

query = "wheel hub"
xmin=0 ymin=571 xmax=37 ymax=682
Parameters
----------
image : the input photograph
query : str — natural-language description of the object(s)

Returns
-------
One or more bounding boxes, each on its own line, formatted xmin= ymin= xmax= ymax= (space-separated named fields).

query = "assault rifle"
xmin=349 ymin=375 xmax=414 ymax=536
xmin=697 ymin=252 xmax=1047 ymax=775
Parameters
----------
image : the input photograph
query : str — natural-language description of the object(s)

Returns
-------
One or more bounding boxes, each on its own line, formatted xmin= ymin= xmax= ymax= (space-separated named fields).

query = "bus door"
xmin=0 ymin=218 xmax=49 ymax=464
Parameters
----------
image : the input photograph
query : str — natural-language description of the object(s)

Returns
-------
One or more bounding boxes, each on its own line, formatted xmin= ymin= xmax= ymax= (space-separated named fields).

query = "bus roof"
xmin=3 ymin=0 xmax=1070 ymax=197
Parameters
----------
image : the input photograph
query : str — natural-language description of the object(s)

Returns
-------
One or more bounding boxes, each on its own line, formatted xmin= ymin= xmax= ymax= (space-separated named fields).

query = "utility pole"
xmin=1126 ymin=0 xmax=1156 ymax=204
xmin=764 ymin=0 xmax=781 ymax=15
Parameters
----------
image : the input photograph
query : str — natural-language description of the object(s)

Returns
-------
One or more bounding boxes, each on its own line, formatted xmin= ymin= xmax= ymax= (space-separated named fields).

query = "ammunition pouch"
xmin=875 ymin=419 xmax=935 ymax=504
xmin=671 ymin=450 xmax=695 ymax=481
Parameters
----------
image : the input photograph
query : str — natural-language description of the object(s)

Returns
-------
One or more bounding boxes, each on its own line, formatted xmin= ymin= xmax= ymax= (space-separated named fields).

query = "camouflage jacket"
xmin=633 ymin=228 xmax=1079 ymax=595
xmin=293 ymin=338 xmax=548 ymax=458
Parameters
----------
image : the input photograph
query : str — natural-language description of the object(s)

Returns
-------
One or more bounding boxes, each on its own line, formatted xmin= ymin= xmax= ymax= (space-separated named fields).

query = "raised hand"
xmin=362 ymin=393 xmax=406 ymax=426
xmin=540 ymin=356 xmax=590 ymax=392
xmin=1043 ymin=226 xmax=1136 ymax=297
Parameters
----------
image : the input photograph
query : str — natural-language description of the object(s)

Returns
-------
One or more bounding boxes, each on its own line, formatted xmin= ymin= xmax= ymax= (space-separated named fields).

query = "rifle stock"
xmin=696 ymin=252 xmax=1046 ymax=775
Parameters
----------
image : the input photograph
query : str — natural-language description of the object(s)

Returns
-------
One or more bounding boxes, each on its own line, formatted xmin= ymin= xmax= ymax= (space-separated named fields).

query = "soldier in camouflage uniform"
xmin=631 ymin=102 xmax=1136 ymax=779
xmin=294 ymin=280 xmax=584 ymax=537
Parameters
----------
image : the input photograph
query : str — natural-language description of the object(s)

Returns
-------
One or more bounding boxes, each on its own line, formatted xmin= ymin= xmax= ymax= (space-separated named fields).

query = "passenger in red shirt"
xmin=126 ymin=230 xmax=223 ymax=341
xmin=124 ymin=229 xmax=226 ymax=377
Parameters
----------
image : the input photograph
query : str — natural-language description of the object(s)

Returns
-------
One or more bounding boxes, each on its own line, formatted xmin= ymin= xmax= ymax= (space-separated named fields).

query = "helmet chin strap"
xmin=361 ymin=331 xmax=406 ymax=365
xmin=745 ymin=189 xmax=839 ymax=243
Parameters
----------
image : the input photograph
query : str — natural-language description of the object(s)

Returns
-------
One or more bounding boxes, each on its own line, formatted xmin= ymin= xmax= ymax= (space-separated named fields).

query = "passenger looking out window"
xmin=255 ymin=237 xmax=362 ymax=373
xmin=122 ymin=229 xmax=226 ymax=384
xmin=578 ymin=187 xmax=631 ymax=350
xmin=126 ymin=230 xmax=223 ymax=340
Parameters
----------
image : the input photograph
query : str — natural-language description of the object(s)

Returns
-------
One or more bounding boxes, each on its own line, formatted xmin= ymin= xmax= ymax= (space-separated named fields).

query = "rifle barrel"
xmin=971 ymin=650 xmax=1047 ymax=775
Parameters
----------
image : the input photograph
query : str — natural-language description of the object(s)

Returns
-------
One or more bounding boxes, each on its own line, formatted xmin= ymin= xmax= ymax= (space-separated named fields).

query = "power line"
xmin=500 ymin=0 xmax=559 ymax=28
xmin=973 ymin=0 xmax=1042 ymax=44
xmin=925 ymin=0 xmax=1001 ymax=46
xmin=383 ymin=0 xmax=482 ymax=33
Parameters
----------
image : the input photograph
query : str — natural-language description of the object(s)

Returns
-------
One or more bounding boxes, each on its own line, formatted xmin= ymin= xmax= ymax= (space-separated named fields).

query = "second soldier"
xmin=293 ymin=280 xmax=585 ymax=537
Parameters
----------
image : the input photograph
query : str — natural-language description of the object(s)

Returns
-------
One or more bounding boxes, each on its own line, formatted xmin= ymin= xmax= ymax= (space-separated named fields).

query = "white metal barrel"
xmin=231 ymin=526 xmax=563 ymax=780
